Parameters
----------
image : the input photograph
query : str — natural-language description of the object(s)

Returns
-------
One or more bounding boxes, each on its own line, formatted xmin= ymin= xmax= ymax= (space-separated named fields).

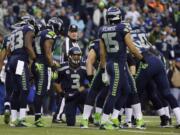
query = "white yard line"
xmin=51 ymin=124 xmax=180 ymax=135
xmin=119 ymin=129 xmax=180 ymax=135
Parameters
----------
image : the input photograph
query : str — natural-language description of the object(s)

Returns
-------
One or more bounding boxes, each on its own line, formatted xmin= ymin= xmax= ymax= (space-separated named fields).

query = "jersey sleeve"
xmin=23 ymin=25 xmax=35 ymax=34
xmin=55 ymin=68 xmax=64 ymax=83
xmin=120 ymin=23 xmax=130 ymax=38
xmin=80 ymin=62 xmax=90 ymax=88
xmin=44 ymin=31 xmax=57 ymax=40
xmin=98 ymin=27 xmax=103 ymax=39
xmin=55 ymin=63 xmax=69 ymax=83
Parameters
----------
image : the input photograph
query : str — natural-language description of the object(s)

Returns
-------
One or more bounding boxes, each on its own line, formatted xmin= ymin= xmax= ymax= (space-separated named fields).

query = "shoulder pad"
xmin=48 ymin=31 xmax=56 ymax=38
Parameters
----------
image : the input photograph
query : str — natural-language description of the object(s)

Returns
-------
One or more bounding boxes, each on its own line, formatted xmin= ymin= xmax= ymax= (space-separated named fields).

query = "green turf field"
xmin=0 ymin=115 xmax=179 ymax=135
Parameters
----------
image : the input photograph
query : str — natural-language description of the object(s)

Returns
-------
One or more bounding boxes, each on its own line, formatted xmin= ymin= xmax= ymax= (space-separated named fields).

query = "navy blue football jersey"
xmin=99 ymin=23 xmax=129 ymax=64
xmin=9 ymin=24 xmax=34 ymax=60
xmin=88 ymin=39 xmax=100 ymax=61
xmin=88 ymin=39 xmax=100 ymax=69
xmin=56 ymin=61 xmax=88 ymax=95
xmin=130 ymin=28 xmax=151 ymax=53
xmin=34 ymin=29 xmax=57 ymax=62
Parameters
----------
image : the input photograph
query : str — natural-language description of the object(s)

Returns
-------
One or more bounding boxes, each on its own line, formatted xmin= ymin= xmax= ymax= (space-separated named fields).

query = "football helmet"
xmin=47 ymin=17 xmax=64 ymax=35
xmin=21 ymin=15 xmax=37 ymax=26
xmin=68 ymin=47 xmax=82 ymax=68
xmin=106 ymin=7 xmax=122 ymax=25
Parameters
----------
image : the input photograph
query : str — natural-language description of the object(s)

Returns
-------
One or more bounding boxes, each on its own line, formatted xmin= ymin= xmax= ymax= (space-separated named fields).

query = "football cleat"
xmin=136 ymin=119 xmax=146 ymax=129
xmin=18 ymin=119 xmax=32 ymax=127
xmin=34 ymin=118 xmax=45 ymax=127
xmin=111 ymin=118 xmax=120 ymax=128
xmin=4 ymin=109 xmax=11 ymax=124
xmin=99 ymin=122 xmax=115 ymax=130
xmin=93 ymin=113 xmax=101 ymax=126
xmin=80 ymin=119 xmax=88 ymax=129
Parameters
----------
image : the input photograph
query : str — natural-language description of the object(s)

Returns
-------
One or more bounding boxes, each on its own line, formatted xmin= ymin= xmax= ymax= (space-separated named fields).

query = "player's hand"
xmin=51 ymin=70 xmax=58 ymax=80
xmin=52 ymin=60 xmax=60 ymax=71
xmin=78 ymin=86 xmax=85 ymax=92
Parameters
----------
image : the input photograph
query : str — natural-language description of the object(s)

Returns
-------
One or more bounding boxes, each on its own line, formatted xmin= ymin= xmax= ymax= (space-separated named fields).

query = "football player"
xmin=54 ymin=46 xmax=89 ymax=126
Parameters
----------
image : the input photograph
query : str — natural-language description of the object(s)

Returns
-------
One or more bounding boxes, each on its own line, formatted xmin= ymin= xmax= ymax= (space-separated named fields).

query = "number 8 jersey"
xmin=99 ymin=23 xmax=130 ymax=64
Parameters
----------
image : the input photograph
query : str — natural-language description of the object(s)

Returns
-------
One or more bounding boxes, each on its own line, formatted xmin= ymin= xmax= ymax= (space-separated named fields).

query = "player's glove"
xmin=101 ymin=68 xmax=110 ymax=85
xmin=51 ymin=70 xmax=58 ymax=80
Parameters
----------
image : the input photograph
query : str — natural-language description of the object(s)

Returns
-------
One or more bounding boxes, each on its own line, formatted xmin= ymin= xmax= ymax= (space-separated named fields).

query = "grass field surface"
xmin=0 ymin=115 xmax=179 ymax=135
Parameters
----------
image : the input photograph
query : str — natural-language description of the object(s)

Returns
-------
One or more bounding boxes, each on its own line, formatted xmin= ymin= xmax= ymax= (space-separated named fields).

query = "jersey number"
xmin=71 ymin=74 xmax=80 ymax=89
xmin=102 ymin=32 xmax=119 ymax=53
xmin=35 ymin=37 xmax=41 ymax=54
xmin=131 ymin=33 xmax=150 ymax=49
xmin=10 ymin=30 xmax=24 ymax=51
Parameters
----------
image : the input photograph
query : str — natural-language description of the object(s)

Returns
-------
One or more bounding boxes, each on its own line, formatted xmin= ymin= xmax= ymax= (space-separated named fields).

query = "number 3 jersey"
xmin=9 ymin=24 xmax=35 ymax=61
xmin=55 ymin=61 xmax=88 ymax=95
xmin=99 ymin=23 xmax=129 ymax=65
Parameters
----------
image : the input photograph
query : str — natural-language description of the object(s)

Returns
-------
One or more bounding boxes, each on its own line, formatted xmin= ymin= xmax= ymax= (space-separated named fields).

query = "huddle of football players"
xmin=0 ymin=6 xmax=180 ymax=130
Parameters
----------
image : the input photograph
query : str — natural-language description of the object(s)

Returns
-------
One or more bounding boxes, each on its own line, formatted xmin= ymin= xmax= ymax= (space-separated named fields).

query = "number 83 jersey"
xmin=9 ymin=24 xmax=35 ymax=60
xmin=99 ymin=23 xmax=130 ymax=64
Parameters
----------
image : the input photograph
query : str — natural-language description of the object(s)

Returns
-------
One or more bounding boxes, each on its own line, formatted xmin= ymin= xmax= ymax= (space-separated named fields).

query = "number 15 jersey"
xmin=99 ymin=23 xmax=130 ymax=65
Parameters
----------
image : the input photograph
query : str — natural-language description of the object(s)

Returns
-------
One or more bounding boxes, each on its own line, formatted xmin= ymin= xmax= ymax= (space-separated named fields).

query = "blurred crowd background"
xmin=0 ymin=0 xmax=179 ymax=59
xmin=0 ymin=0 xmax=179 ymax=115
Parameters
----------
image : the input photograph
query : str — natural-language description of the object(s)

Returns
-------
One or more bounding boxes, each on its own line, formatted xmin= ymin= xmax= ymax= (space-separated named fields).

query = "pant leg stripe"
xmin=112 ymin=63 xmax=119 ymax=96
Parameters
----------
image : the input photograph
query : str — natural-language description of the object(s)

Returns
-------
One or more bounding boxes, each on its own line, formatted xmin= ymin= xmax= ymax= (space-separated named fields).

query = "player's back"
xmin=99 ymin=23 xmax=128 ymax=65
xmin=130 ymin=27 xmax=151 ymax=54
xmin=34 ymin=29 xmax=56 ymax=63
xmin=9 ymin=24 xmax=34 ymax=60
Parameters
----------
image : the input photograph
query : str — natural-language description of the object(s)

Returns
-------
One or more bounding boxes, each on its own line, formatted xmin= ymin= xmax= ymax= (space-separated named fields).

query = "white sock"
xmin=59 ymin=98 xmax=65 ymax=114
xmin=82 ymin=105 xmax=93 ymax=120
xmin=157 ymin=108 xmax=165 ymax=116
xmin=125 ymin=108 xmax=133 ymax=123
xmin=101 ymin=113 xmax=109 ymax=123
xmin=95 ymin=107 xmax=102 ymax=114
xmin=19 ymin=108 xmax=27 ymax=120
xmin=57 ymin=98 xmax=65 ymax=119
xmin=11 ymin=110 xmax=18 ymax=122
xmin=173 ymin=107 xmax=180 ymax=124
xmin=111 ymin=109 xmax=120 ymax=119
xmin=131 ymin=103 xmax=143 ymax=119
xmin=164 ymin=106 xmax=170 ymax=118
xmin=119 ymin=108 xmax=124 ymax=115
